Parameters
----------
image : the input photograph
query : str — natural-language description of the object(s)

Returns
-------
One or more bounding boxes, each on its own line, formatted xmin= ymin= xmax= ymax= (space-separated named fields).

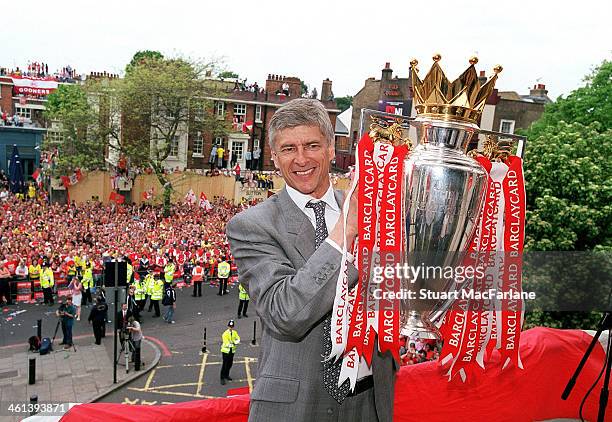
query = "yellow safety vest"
xmin=217 ymin=262 xmax=230 ymax=279
xmin=151 ymin=279 xmax=164 ymax=300
xmin=127 ymin=263 xmax=134 ymax=283
xmin=221 ymin=329 xmax=240 ymax=354
xmin=28 ymin=185 xmax=36 ymax=198
xmin=164 ymin=264 xmax=175 ymax=283
xmin=41 ymin=268 xmax=54 ymax=288
xmin=144 ymin=274 xmax=155 ymax=295
xmin=133 ymin=280 xmax=146 ymax=300
xmin=238 ymin=284 xmax=249 ymax=301
xmin=82 ymin=268 xmax=94 ymax=289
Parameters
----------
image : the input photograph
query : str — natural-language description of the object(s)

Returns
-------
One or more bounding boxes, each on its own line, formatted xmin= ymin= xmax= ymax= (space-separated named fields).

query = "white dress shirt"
xmin=285 ymin=184 xmax=372 ymax=379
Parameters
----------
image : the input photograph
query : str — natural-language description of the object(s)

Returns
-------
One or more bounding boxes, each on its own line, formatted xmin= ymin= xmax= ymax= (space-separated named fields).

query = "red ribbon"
xmin=377 ymin=143 xmax=408 ymax=362
xmin=499 ymin=156 xmax=526 ymax=369
xmin=346 ymin=135 xmax=377 ymax=359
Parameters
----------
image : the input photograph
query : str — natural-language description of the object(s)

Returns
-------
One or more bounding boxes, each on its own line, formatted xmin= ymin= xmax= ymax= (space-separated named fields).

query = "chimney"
xmin=478 ymin=70 xmax=487 ymax=85
xmin=530 ymin=83 xmax=548 ymax=98
xmin=381 ymin=62 xmax=393 ymax=81
xmin=321 ymin=78 xmax=333 ymax=101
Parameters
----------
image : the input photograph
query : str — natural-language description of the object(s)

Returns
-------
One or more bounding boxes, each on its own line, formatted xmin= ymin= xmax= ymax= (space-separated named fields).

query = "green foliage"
xmin=527 ymin=60 xmax=612 ymax=138
xmin=521 ymin=58 xmax=612 ymax=330
xmin=524 ymin=121 xmax=612 ymax=251
xmin=218 ymin=70 xmax=239 ymax=79
xmin=335 ymin=95 xmax=353 ymax=112
xmin=44 ymin=84 xmax=106 ymax=175
xmin=125 ymin=50 xmax=164 ymax=74
xmin=301 ymin=81 xmax=308 ymax=96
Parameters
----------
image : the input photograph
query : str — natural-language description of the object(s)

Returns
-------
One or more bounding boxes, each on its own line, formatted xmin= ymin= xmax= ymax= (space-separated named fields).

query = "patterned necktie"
xmin=305 ymin=200 xmax=351 ymax=403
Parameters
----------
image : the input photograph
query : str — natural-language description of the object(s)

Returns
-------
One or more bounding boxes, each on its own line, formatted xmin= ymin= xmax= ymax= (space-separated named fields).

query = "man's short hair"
xmin=268 ymin=98 xmax=334 ymax=150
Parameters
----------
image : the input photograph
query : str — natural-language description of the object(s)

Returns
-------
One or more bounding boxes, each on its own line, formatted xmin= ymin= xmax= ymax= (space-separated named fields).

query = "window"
xmin=253 ymin=139 xmax=260 ymax=150
xmin=194 ymin=106 xmax=205 ymax=121
xmin=255 ymin=105 xmax=262 ymax=123
xmin=233 ymin=103 xmax=246 ymax=116
xmin=214 ymin=136 xmax=224 ymax=147
xmin=231 ymin=141 xmax=244 ymax=161
xmin=46 ymin=130 xmax=65 ymax=144
xmin=215 ymin=102 xmax=225 ymax=118
xmin=500 ymin=119 xmax=515 ymax=135
xmin=193 ymin=136 xmax=204 ymax=156
xmin=15 ymin=106 xmax=31 ymax=119
xmin=169 ymin=135 xmax=180 ymax=157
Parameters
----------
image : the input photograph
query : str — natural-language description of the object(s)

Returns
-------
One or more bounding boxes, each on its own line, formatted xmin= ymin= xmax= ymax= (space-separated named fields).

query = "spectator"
xmin=162 ymin=281 xmax=176 ymax=324
xmin=88 ymin=297 xmax=108 ymax=345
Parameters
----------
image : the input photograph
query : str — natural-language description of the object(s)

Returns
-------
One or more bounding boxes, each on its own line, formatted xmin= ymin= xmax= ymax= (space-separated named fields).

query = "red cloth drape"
xmin=62 ymin=328 xmax=610 ymax=422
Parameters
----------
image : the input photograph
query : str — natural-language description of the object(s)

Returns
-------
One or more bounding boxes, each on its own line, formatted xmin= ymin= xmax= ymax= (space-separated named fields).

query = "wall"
xmin=64 ymin=171 xmax=350 ymax=204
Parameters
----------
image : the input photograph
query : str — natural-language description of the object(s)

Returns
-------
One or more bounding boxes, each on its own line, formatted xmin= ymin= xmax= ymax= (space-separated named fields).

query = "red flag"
xmin=32 ymin=168 xmax=42 ymax=187
xmin=60 ymin=176 xmax=71 ymax=188
xmin=244 ymin=121 xmax=253 ymax=133
xmin=109 ymin=192 xmax=125 ymax=204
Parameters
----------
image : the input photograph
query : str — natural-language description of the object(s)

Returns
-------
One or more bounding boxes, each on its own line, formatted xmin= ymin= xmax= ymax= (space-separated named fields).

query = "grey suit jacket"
xmin=227 ymin=188 xmax=396 ymax=422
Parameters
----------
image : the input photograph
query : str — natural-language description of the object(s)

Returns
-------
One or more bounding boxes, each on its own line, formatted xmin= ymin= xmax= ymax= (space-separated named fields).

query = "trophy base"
xmin=400 ymin=311 xmax=442 ymax=341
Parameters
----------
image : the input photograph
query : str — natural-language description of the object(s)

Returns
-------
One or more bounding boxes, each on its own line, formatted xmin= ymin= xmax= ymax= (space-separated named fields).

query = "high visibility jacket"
xmin=164 ymin=264 xmax=175 ymax=283
xmin=29 ymin=264 xmax=41 ymax=279
xmin=74 ymin=255 xmax=83 ymax=269
xmin=192 ymin=265 xmax=204 ymax=282
xmin=41 ymin=268 xmax=54 ymax=288
xmin=217 ymin=261 xmax=230 ymax=279
xmin=133 ymin=280 xmax=146 ymax=300
xmin=28 ymin=185 xmax=36 ymax=198
xmin=126 ymin=263 xmax=134 ymax=283
xmin=151 ymin=279 xmax=164 ymax=300
xmin=67 ymin=263 xmax=77 ymax=276
xmin=82 ymin=268 xmax=94 ymax=289
xmin=144 ymin=274 xmax=156 ymax=295
xmin=238 ymin=284 xmax=250 ymax=301
xmin=220 ymin=328 xmax=240 ymax=354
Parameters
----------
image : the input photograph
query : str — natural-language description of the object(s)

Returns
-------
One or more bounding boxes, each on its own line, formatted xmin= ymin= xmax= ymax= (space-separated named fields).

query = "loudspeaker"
xmin=104 ymin=261 xmax=128 ymax=287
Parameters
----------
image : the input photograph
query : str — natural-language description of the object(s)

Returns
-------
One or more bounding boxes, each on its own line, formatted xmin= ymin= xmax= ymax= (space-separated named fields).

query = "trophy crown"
xmin=411 ymin=55 xmax=502 ymax=124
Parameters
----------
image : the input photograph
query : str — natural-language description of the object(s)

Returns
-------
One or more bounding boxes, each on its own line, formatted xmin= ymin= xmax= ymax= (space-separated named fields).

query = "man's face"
xmin=271 ymin=125 xmax=334 ymax=199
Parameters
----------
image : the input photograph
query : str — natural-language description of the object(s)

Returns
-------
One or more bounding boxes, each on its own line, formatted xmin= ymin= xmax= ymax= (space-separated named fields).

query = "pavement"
xmin=0 ymin=279 xmax=260 ymax=417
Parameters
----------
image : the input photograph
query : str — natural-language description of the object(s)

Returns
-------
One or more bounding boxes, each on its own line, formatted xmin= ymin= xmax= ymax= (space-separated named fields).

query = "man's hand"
xmin=328 ymin=185 xmax=359 ymax=249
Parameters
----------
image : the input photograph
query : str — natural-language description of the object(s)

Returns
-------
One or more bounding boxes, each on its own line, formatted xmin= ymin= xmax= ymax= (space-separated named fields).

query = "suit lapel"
xmin=278 ymin=187 xmax=346 ymax=261
xmin=278 ymin=189 xmax=314 ymax=261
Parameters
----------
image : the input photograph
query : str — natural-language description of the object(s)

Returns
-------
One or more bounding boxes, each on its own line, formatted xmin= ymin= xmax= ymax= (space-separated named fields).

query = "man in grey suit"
xmin=227 ymin=98 xmax=396 ymax=422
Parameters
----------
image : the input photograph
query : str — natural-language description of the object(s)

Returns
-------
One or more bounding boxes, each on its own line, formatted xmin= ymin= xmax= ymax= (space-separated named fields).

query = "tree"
xmin=44 ymin=84 xmax=107 ymax=175
xmin=125 ymin=50 xmax=164 ymax=74
xmin=300 ymin=81 xmax=308 ymax=97
xmin=527 ymin=59 xmax=612 ymax=138
xmin=118 ymin=57 xmax=228 ymax=214
xmin=521 ymin=59 xmax=612 ymax=329
xmin=218 ymin=70 xmax=239 ymax=79
xmin=335 ymin=95 xmax=353 ymax=112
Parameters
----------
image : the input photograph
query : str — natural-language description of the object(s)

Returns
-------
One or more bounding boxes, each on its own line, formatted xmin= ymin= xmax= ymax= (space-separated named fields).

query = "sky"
xmin=1 ymin=0 xmax=610 ymax=100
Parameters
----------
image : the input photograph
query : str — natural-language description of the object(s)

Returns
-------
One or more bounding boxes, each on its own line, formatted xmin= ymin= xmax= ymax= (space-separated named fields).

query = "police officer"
xmin=149 ymin=274 xmax=164 ymax=317
xmin=220 ymin=320 xmax=240 ymax=385
xmin=164 ymin=260 xmax=175 ymax=285
xmin=143 ymin=270 xmax=155 ymax=312
xmin=125 ymin=257 xmax=134 ymax=285
xmin=237 ymin=282 xmax=249 ymax=318
xmin=81 ymin=264 xmax=94 ymax=306
xmin=217 ymin=258 xmax=230 ymax=296
xmin=133 ymin=274 xmax=147 ymax=311
xmin=41 ymin=262 xmax=55 ymax=305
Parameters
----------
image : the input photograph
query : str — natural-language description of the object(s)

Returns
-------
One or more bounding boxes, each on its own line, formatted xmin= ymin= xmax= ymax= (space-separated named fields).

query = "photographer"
xmin=126 ymin=316 xmax=143 ymax=370
xmin=56 ymin=296 xmax=76 ymax=349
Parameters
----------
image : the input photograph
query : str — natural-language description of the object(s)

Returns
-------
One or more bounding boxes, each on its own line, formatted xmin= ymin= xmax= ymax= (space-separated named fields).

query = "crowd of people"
xmin=0 ymin=193 xmax=259 ymax=310
xmin=0 ymin=63 xmax=80 ymax=82
xmin=399 ymin=335 xmax=441 ymax=365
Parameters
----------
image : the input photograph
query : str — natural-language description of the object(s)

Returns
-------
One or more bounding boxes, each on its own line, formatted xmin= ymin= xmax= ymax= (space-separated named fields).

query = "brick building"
xmin=194 ymin=74 xmax=340 ymax=172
